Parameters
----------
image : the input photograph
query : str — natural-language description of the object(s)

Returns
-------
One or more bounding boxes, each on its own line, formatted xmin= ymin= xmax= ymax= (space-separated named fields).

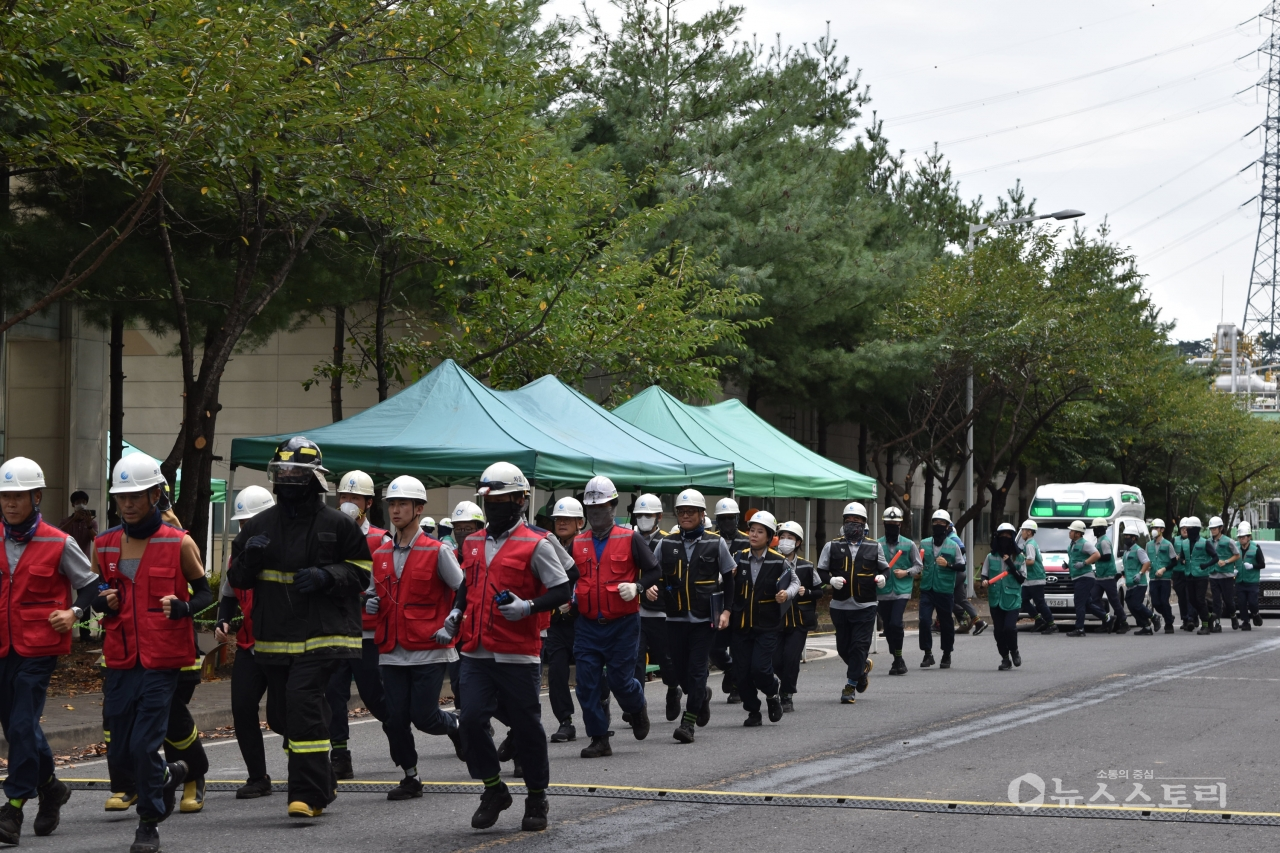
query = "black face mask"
xmin=122 ymin=507 xmax=163 ymax=540
xmin=485 ymin=500 xmax=523 ymax=536
xmin=1187 ymin=528 xmax=1200 ymax=546
xmin=585 ymin=505 xmax=614 ymax=536
xmin=274 ymin=483 xmax=314 ymax=505
xmin=682 ymin=523 xmax=706 ymax=541
xmin=843 ymin=521 xmax=865 ymax=541
xmin=716 ymin=515 xmax=739 ymax=537
xmin=932 ymin=524 xmax=948 ymax=546
xmin=994 ymin=534 xmax=1016 ymax=556
xmin=883 ymin=523 xmax=901 ymax=544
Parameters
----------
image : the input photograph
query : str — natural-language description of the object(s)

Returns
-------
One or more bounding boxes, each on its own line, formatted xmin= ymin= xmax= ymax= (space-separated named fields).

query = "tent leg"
xmin=219 ymin=467 xmax=236 ymax=580
xmin=529 ymin=483 xmax=537 ymax=526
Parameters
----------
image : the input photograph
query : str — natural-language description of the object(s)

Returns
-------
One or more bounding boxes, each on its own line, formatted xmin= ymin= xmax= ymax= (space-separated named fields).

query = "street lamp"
xmin=960 ymin=208 xmax=1084 ymax=595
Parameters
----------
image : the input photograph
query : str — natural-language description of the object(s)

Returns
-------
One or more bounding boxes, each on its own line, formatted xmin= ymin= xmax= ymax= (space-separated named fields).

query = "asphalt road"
xmin=34 ymin=621 xmax=1280 ymax=853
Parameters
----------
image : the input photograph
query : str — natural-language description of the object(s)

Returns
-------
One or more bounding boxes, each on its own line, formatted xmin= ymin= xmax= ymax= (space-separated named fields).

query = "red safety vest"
xmin=372 ymin=533 xmax=452 ymax=653
xmin=361 ymin=525 xmax=390 ymax=632
xmin=458 ymin=523 xmax=547 ymax=657
xmin=0 ymin=521 xmax=74 ymax=657
xmin=573 ymin=526 xmax=640 ymax=621
xmin=95 ymin=525 xmax=196 ymax=670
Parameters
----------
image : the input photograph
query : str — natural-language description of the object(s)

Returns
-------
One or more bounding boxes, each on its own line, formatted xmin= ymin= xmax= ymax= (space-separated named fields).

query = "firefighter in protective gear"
xmin=728 ymin=511 xmax=797 ymax=726
xmin=0 ymin=458 xmax=99 ymax=845
xmin=453 ymin=462 xmax=573 ymax=832
xmin=818 ymin=502 xmax=887 ymax=700
xmin=652 ymin=489 xmax=736 ymax=742
xmin=772 ymin=521 xmax=820 ymax=710
xmin=326 ymin=470 xmax=390 ymax=781
xmin=571 ymin=477 xmax=659 ymax=758
xmin=93 ymin=453 xmax=211 ymax=853
xmin=631 ymin=494 xmax=679 ymax=719
xmin=365 ymin=476 xmax=467 ymax=801
xmin=216 ymin=486 xmax=276 ymax=799
xmin=981 ymin=523 xmax=1025 ymax=670
xmin=877 ymin=506 xmax=921 ymax=676
xmin=227 ymin=437 xmax=372 ymax=819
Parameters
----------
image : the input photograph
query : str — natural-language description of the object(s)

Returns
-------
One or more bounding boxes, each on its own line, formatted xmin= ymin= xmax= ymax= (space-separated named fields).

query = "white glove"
xmin=830 ymin=576 xmax=846 ymax=590
xmin=618 ymin=582 xmax=638 ymax=601
xmin=875 ymin=574 xmax=886 ymax=589
xmin=432 ymin=608 xmax=462 ymax=644
xmin=364 ymin=596 xmax=380 ymax=615
xmin=498 ymin=594 xmax=532 ymax=621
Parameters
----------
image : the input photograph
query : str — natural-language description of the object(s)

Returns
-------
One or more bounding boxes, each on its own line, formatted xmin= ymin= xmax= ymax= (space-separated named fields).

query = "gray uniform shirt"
xmin=818 ymin=538 xmax=890 ymax=611
xmin=5 ymin=535 xmax=96 ymax=591
xmin=380 ymin=529 xmax=464 ymax=666
xmin=654 ymin=534 xmax=736 ymax=624
xmin=1019 ymin=538 xmax=1044 ymax=587
xmin=1210 ymin=535 xmax=1240 ymax=579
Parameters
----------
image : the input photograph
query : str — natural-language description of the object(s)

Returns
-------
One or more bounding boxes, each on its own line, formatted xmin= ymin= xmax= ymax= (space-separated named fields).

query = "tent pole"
xmin=529 ymin=483 xmax=537 ymax=526
xmin=805 ymin=499 xmax=812 ymax=561
xmin=219 ymin=467 xmax=236 ymax=579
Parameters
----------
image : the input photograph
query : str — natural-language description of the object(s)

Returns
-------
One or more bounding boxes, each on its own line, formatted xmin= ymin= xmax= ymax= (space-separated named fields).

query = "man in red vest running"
xmin=0 ymin=457 xmax=100 ymax=845
xmin=93 ymin=453 xmax=212 ymax=853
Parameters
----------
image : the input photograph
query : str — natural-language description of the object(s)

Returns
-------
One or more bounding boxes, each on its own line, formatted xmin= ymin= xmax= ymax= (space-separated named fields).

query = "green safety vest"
xmin=1067 ymin=538 xmax=1094 ymax=579
xmin=1021 ymin=536 xmax=1045 ymax=582
xmin=1171 ymin=535 xmax=1188 ymax=573
xmin=920 ymin=538 xmax=961 ymax=594
xmin=1210 ymin=535 xmax=1239 ymax=577
xmin=1093 ymin=534 xmax=1117 ymax=578
xmin=1147 ymin=538 xmax=1176 ymax=579
xmin=1238 ymin=541 xmax=1261 ymax=584
xmin=982 ymin=553 xmax=1022 ymax=610
xmin=1186 ymin=538 xmax=1214 ymax=578
xmin=877 ymin=536 xmax=917 ymax=598
xmin=1122 ymin=546 xmax=1148 ymax=586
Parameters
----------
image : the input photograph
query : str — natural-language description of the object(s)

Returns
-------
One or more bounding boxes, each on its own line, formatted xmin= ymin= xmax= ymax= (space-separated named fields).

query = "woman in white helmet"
xmin=771 ymin=520 xmax=820 ymax=712
xmin=817 ymin=501 xmax=889 ymax=699
xmin=981 ymin=523 xmax=1025 ymax=670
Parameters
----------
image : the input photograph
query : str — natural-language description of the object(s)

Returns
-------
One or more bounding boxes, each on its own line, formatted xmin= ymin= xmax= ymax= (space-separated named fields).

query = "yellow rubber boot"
xmin=179 ymin=779 xmax=205 ymax=813
xmin=288 ymin=801 xmax=323 ymax=818
xmin=104 ymin=792 xmax=137 ymax=811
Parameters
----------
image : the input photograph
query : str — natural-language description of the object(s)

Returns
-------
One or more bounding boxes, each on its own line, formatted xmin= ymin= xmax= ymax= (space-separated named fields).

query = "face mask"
xmin=274 ymin=483 xmax=314 ymax=505
xmin=994 ymin=535 xmax=1016 ymax=556
xmin=484 ymin=500 xmax=523 ymax=535
xmin=636 ymin=516 xmax=657 ymax=533
xmin=932 ymin=524 xmax=948 ymax=545
xmin=585 ymin=505 xmax=614 ymax=534
xmin=883 ymin=523 xmax=901 ymax=544
xmin=339 ymin=501 xmax=361 ymax=521
xmin=73 ymin=502 xmax=89 ymax=511
xmin=843 ymin=521 xmax=865 ymax=541
xmin=716 ymin=515 xmax=739 ymax=537
xmin=777 ymin=539 xmax=797 ymax=556
xmin=1187 ymin=528 xmax=1200 ymax=546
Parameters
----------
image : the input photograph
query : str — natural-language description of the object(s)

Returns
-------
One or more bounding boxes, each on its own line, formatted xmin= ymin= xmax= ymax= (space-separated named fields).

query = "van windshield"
xmin=1034 ymin=528 xmax=1075 ymax=553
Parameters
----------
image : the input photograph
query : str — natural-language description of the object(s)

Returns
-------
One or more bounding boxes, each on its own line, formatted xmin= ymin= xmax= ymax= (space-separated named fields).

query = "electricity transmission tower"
xmin=1244 ymin=1 xmax=1280 ymax=359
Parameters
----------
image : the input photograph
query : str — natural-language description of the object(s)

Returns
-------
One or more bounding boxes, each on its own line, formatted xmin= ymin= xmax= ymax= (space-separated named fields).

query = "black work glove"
xmin=242 ymin=534 xmax=271 ymax=572
xmin=293 ymin=566 xmax=333 ymax=595
xmin=166 ymin=599 xmax=191 ymax=620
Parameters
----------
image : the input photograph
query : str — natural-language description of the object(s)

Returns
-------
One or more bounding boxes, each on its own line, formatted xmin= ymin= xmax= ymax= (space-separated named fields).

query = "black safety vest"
xmin=826 ymin=538 xmax=881 ymax=603
xmin=783 ymin=560 xmax=821 ymax=630
xmin=731 ymin=548 xmax=791 ymax=632
xmin=657 ymin=530 xmax=724 ymax=618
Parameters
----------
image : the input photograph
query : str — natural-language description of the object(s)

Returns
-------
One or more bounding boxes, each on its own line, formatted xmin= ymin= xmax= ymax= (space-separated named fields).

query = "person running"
xmin=1171 ymin=519 xmax=1199 ymax=631
xmin=365 ymin=476 xmax=467 ymax=801
xmin=1017 ymin=520 xmax=1056 ymax=634
xmin=1088 ymin=518 xmax=1128 ymax=633
xmin=632 ymin=493 xmax=680 ymax=722
xmin=1145 ymin=519 xmax=1177 ymax=634
xmin=773 ymin=521 xmax=820 ymax=708
xmin=1207 ymin=516 xmax=1239 ymax=632
xmin=215 ymin=485 xmax=277 ymax=800
xmin=1235 ymin=521 xmax=1264 ymax=631
xmin=94 ymin=454 xmax=211 ymax=853
xmin=918 ymin=510 xmax=962 ymax=667
xmin=1119 ymin=522 xmax=1158 ymax=635
xmin=0 ymin=458 xmax=99 ymax=845
xmin=1180 ymin=517 xmax=1219 ymax=636
xmin=980 ymin=524 xmax=1025 ymax=671
xmin=545 ymin=497 xmax=585 ymax=744
xmin=876 ymin=507 xmax=921 ymax=676
xmin=650 ymin=489 xmax=735 ymax=743
xmin=442 ymin=501 xmax=486 ymax=709
xmin=818 ymin=502 xmax=887 ymax=698
xmin=710 ymin=497 xmax=747 ymax=704
xmin=949 ymin=519 xmax=986 ymax=636
xmin=1065 ymin=520 xmax=1110 ymax=637
xmin=728 ymin=511 xmax=796 ymax=726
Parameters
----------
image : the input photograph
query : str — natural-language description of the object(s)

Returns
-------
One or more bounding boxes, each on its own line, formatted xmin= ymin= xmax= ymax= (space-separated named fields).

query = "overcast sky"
xmin=542 ymin=0 xmax=1268 ymax=343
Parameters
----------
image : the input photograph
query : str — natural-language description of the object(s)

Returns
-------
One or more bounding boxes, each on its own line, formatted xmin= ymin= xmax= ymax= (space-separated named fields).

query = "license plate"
xmin=1047 ymin=596 xmax=1073 ymax=607
xmin=1265 ymin=590 xmax=1280 ymax=597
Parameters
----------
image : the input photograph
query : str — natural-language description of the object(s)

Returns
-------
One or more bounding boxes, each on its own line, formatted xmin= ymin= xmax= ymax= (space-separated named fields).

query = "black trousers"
xmin=1021 ymin=585 xmax=1054 ymax=625
xmin=231 ymin=648 xmax=270 ymax=782
xmin=1210 ymin=577 xmax=1236 ymax=620
xmin=665 ymin=620 xmax=714 ymax=716
xmin=918 ymin=590 xmax=955 ymax=653
xmin=163 ymin=671 xmax=209 ymax=779
xmin=1188 ymin=577 xmax=1211 ymax=625
xmin=1072 ymin=576 xmax=1108 ymax=630
xmin=1091 ymin=576 xmax=1126 ymax=624
xmin=988 ymin=605 xmax=1019 ymax=657
xmin=876 ymin=599 xmax=908 ymax=655
xmin=952 ymin=572 xmax=979 ymax=622
xmin=1172 ymin=573 xmax=1198 ymax=624
xmin=1237 ymin=583 xmax=1260 ymax=621
xmin=104 ymin=666 xmax=179 ymax=821
xmin=325 ymin=638 xmax=388 ymax=750
xmin=381 ymin=663 xmax=456 ymax=771
xmin=1125 ymin=585 xmax=1154 ymax=628
xmin=1148 ymin=578 xmax=1175 ymax=626
xmin=542 ymin=618 xmax=576 ymax=725
xmin=831 ymin=606 xmax=876 ymax=681
xmin=709 ymin=627 xmax=733 ymax=686
xmin=458 ymin=657 xmax=548 ymax=790
xmin=772 ymin=627 xmax=808 ymax=695
xmin=637 ymin=614 xmax=676 ymax=686
xmin=729 ymin=628 xmax=780 ymax=715
xmin=0 ymin=653 xmax=57 ymax=801
xmin=264 ymin=656 xmax=342 ymax=809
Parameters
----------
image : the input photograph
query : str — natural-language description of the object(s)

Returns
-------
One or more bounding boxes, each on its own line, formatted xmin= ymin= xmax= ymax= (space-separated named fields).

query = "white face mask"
xmin=778 ymin=539 xmax=797 ymax=556
xmin=339 ymin=501 xmax=361 ymax=521
xmin=636 ymin=516 xmax=657 ymax=533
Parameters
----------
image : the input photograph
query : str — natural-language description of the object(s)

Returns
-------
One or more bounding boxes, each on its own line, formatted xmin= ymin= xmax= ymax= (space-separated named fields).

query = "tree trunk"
xmin=1017 ymin=462 xmax=1029 ymax=521
xmin=816 ymin=409 xmax=829 ymax=544
xmin=923 ymin=465 xmax=935 ymax=535
xmin=331 ymin=305 xmax=345 ymax=422
xmin=374 ymin=245 xmax=398 ymax=403
xmin=746 ymin=382 xmax=759 ymax=412
xmin=108 ymin=312 xmax=125 ymax=527
xmin=987 ymin=467 xmax=1018 ymax=538
xmin=857 ymin=421 xmax=868 ymax=474
xmin=884 ymin=449 xmax=895 ymax=507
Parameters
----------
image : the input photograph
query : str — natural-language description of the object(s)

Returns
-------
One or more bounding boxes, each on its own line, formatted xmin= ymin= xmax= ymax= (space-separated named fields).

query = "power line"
xmin=1148 ymin=232 xmax=1254 ymax=286
xmin=1117 ymin=172 xmax=1247 ymax=241
xmin=1143 ymin=202 xmax=1253 ymax=263
xmin=1108 ymin=138 xmax=1245 ymax=216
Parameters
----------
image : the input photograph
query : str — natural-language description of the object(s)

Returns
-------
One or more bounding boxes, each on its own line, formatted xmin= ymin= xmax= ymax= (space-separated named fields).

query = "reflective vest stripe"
xmin=253 ymin=635 xmax=362 ymax=654
xmin=259 ymin=571 xmax=294 ymax=584
xmin=287 ymin=739 xmax=331 ymax=754
xmin=165 ymin=725 xmax=199 ymax=750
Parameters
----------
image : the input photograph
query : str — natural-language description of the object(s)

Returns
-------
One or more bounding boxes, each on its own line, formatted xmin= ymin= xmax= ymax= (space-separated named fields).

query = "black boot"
xmin=1164 ymin=622 xmax=1176 ymax=634
xmin=161 ymin=761 xmax=187 ymax=819
xmin=673 ymin=714 xmax=696 ymax=744
xmin=1210 ymin=620 xmax=1222 ymax=633
xmin=998 ymin=656 xmax=1012 ymax=671
xmin=471 ymin=782 xmax=513 ymax=829
xmin=631 ymin=704 xmax=650 ymax=740
xmin=330 ymin=748 xmax=354 ymax=780
xmin=34 ymin=775 xmax=71 ymax=836
xmin=1197 ymin=623 xmax=1212 ymax=635
xmin=1042 ymin=622 xmax=1059 ymax=635
xmin=780 ymin=694 xmax=795 ymax=712
xmin=1151 ymin=614 xmax=1163 ymax=633
xmin=387 ymin=775 xmax=424 ymax=801
xmin=889 ymin=656 xmax=908 ymax=675
xmin=920 ymin=651 xmax=935 ymax=668
xmin=521 ymin=793 xmax=549 ymax=832
xmin=743 ymin=711 xmax=763 ymax=727
xmin=550 ymin=720 xmax=576 ymax=743
xmin=1231 ymin=616 xmax=1240 ymax=630
xmin=940 ymin=652 xmax=951 ymax=670
xmin=1255 ymin=615 xmax=1264 ymax=627
xmin=766 ymin=693 xmax=783 ymax=722
xmin=1134 ymin=626 xmax=1153 ymax=635
xmin=1241 ymin=619 xmax=1252 ymax=631
xmin=696 ymin=692 xmax=711 ymax=727
xmin=129 ymin=820 xmax=160 ymax=853
xmin=236 ymin=776 xmax=273 ymax=799
xmin=665 ymin=686 xmax=682 ymax=721
xmin=1011 ymin=650 xmax=1021 ymax=667
xmin=580 ymin=736 xmax=612 ymax=758
xmin=0 ymin=802 xmax=23 ymax=845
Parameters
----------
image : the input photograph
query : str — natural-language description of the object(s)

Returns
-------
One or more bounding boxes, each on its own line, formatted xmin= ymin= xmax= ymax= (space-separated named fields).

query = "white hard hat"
xmin=451 ymin=500 xmax=486 ymax=523
xmin=0 ymin=457 xmax=46 ymax=492
xmin=420 ymin=516 xmax=436 ymax=530
xmin=231 ymin=485 xmax=275 ymax=520
xmin=715 ymin=497 xmax=740 ymax=516
xmin=882 ymin=506 xmax=904 ymax=522
xmin=1150 ymin=518 xmax=1165 ymax=530
xmin=1091 ymin=517 xmax=1109 ymax=528
xmin=748 ymin=510 xmax=778 ymax=534
xmin=583 ymin=476 xmax=619 ymax=506
xmin=1118 ymin=520 xmax=1139 ymax=537
xmin=110 ymin=453 xmax=167 ymax=494
xmin=337 ymin=471 xmax=375 ymax=497
xmin=932 ymin=509 xmax=952 ymax=523
xmin=385 ymin=475 xmax=428 ymax=502
xmin=551 ymin=497 xmax=584 ymax=519
xmin=477 ymin=461 xmax=529 ymax=496
xmin=842 ymin=502 xmax=868 ymax=519
xmin=1184 ymin=516 xmax=1202 ymax=529
xmin=1020 ymin=519 xmax=1038 ymax=532
xmin=634 ymin=494 xmax=663 ymax=515
xmin=1068 ymin=520 xmax=1087 ymax=533
xmin=777 ymin=520 xmax=804 ymax=541
xmin=675 ymin=489 xmax=706 ymax=510
xmin=1238 ymin=521 xmax=1253 ymax=536
xmin=1208 ymin=516 xmax=1224 ymax=529
xmin=996 ymin=522 xmax=1016 ymax=534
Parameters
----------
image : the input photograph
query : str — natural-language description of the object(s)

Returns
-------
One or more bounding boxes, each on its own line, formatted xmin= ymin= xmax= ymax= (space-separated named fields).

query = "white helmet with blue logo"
xmin=385 ymin=475 xmax=427 ymax=502
xmin=0 ymin=457 xmax=46 ymax=492
xmin=551 ymin=497 xmax=584 ymax=519
xmin=338 ymin=470 xmax=376 ymax=497
xmin=231 ymin=485 xmax=275 ymax=520
xmin=110 ymin=453 xmax=167 ymax=494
